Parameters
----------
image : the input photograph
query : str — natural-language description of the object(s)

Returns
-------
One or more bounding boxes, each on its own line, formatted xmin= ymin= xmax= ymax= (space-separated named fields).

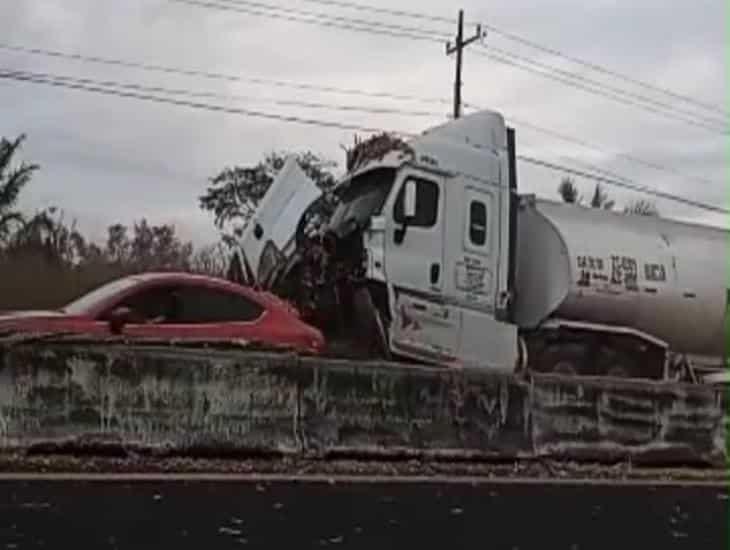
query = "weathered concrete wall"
xmin=0 ymin=341 xmax=726 ymax=466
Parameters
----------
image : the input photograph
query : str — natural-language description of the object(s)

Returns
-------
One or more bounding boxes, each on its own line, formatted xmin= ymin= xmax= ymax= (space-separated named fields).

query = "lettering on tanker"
xmin=610 ymin=255 xmax=639 ymax=291
xmin=576 ymin=255 xmax=608 ymax=288
xmin=576 ymin=254 xmax=658 ymax=292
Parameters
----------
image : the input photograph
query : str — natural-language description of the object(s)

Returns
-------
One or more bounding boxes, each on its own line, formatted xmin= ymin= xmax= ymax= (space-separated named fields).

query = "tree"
xmin=557 ymin=177 xmax=580 ymax=204
xmin=0 ymin=135 xmax=39 ymax=246
xmin=199 ymin=151 xmax=338 ymax=244
xmin=7 ymin=207 xmax=86 ymax=266
xmin=557 ymin=178 xmax=614 ymax=211
xmin=190 ymin=243 xmax=230 ymax=277
xmin=624 ymin=199 xmax=660 ymax=217
xmin=98 ymin=219 xmax=193 ymax=272
xmin=588 ymin=184 xmax=615 ymax=210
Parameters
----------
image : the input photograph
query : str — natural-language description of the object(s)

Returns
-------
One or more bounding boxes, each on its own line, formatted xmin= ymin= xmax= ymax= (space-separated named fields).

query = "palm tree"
xmin=0 ymin=134 xmax=38 ymax=246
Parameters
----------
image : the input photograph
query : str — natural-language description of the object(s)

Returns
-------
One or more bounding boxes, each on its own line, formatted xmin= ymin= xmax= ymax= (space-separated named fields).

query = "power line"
xmin=290 ymin=0 xmax=728 ymax=117
xmin=517 ymin=154 xmax=729 ymax=215
xmin=171 ymin=0 xmax=728 ymax=134
xmin=202 ymin=0 xmax=451 ymax=39
xmin=480 ymin=26 xmax=728 ymax=118
xmin=1 ymin=68 xmax=724 ymax=216
xmin=482 ymin=44 xmax=727 ymax=129
xmin=168 ymin=0 xmax=444 ymax=42
xmin=473 ymin=49 xmax=728 ymax=135
xmin=500 ymin=114 xmax=720 ymax=187
xmin=8 ymin=68 xmax=449 ymax=118
xmin=0 ymin=69 xmax=405 ymax=135
xmin=0 ymin=43 xmax=452 ymax=106
xmin=2 ymin=42 xmax=719 ymax=188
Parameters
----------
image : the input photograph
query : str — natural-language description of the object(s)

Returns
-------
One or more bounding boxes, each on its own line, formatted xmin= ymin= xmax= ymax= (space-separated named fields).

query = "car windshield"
xmin=328 ymin=168 xmax=396 ymax=237
xmin=62 ymin=277 xmax=140 ymax=315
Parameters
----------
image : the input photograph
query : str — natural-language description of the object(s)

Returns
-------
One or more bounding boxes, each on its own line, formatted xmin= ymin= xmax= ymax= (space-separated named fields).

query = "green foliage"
xmin=0 ymin=134 xmax=39 ymax=245
xmin=589 ymin=184 xmax=615 ymax=210
xmin=557 ymin=177 xmax=580 ymax=204
xmin=558 ymin=177 xmax=660 ymax=217
xmin=199 ymin=151 xmax=339 ymax=242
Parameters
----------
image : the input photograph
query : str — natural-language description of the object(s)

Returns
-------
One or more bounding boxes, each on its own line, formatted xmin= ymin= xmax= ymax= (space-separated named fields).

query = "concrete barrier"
xmin=0 ymin=340 xmax=726 ymax=466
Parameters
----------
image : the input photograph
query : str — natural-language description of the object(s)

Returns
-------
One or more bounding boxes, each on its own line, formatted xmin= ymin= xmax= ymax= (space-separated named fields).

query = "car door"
xmin=384 ymin=171 xmax=460 ymax=364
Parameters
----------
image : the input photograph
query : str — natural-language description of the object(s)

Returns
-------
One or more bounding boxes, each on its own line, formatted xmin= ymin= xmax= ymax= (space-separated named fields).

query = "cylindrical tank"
xmin=514 ymin=196 xmax=729 ymax=359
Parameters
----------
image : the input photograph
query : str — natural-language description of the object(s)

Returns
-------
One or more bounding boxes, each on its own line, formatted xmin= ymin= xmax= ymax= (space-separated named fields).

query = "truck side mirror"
xmin=403 ymin=179 xmax=417 ymax=219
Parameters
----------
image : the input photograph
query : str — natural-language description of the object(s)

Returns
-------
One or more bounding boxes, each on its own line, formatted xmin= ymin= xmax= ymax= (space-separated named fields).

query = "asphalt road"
xmin=0 ymin=475 xmax=726 ymax=549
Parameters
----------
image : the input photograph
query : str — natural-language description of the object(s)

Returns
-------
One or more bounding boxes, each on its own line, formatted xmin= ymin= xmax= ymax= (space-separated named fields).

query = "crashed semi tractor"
xmin=236 ymin=110 xmax=728 ymax=381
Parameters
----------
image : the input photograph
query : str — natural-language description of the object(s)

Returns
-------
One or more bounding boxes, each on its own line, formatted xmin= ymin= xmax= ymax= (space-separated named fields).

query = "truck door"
xmin=239 ymin=156 xmax=322 ymax=287
xmin=452 ymin=184 xmax=518 ymax=370
xmin=384 ymin=171 xmax=460 ymax=365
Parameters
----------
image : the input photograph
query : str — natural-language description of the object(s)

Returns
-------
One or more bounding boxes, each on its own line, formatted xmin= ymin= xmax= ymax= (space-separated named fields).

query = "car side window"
xmin=108 ymin=285 xmax=181 ymax=322
xmin=393 ymin=177 xmax=439 ymax=227
xmin=177 ymin=287 xmax=265 ymax=323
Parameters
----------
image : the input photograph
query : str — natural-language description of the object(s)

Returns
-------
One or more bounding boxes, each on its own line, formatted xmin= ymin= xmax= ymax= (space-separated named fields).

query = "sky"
xmin=0 ymin=0 xmax=726 ymax=247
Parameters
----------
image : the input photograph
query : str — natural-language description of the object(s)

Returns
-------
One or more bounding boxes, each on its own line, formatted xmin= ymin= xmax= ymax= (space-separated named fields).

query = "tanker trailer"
xmin=514 ymin=195 xmax=729 ymax=380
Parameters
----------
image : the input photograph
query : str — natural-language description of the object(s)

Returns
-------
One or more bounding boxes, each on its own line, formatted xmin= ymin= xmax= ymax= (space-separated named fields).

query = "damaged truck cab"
xmin=241 ymin=111 xmax=521 ymax=371
xmin=339 ymin=112 xmax=518 ymax=369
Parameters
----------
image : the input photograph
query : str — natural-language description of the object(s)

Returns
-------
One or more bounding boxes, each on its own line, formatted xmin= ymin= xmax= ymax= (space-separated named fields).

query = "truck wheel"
xmin=535 ymin=344 xmax=585 ymax=375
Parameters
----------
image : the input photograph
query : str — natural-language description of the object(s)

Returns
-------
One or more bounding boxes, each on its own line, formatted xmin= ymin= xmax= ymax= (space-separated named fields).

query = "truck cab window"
xmin=469 ymin=201 xmax=487 ymax=246
xmin=394 ymin=178 xmax=439 ymax=227
xmin=328 ymin=168 xmax=396 ymax=237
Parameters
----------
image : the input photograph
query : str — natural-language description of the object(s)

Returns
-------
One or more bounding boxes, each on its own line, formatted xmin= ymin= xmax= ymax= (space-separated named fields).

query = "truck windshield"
xmin=329 ymin=168 xmax=396 ymax=237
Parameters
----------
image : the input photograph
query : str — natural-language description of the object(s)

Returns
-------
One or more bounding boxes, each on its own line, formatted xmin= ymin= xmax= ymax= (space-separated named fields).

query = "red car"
xmin=0 ymin=272 xmax=325 ymax=354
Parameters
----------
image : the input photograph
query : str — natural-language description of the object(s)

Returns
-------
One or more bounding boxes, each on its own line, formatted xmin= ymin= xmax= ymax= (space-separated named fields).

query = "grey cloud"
xmin=1 ymin=0 xmax=726 ymax=247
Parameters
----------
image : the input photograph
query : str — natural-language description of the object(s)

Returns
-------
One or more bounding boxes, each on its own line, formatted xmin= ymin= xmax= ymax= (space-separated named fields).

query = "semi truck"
xmin=235 ymin=109 xmax=728 ymax=382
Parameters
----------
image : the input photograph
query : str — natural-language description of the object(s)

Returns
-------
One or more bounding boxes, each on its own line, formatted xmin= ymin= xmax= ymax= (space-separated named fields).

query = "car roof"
xmin=122 ymin=271 xmax=293 ymax=312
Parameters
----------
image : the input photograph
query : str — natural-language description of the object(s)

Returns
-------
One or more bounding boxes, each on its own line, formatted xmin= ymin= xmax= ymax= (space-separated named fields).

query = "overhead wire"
xmin=167 ymin=0 xmax=444 ymax=42
xmin=1 ymin=42 xmax=720 ymax=187
xmin=481 ymin=45 xmax=727 ymax=130
xmin=171 ymin=0 xmax=729 ymax=135
xmin=516 ymin=155 xmax=729 ymax=215
xmin=0 ymin=68 xmax=404 ymax=135
xmin=0 ymin=43 xmax=453 ymax=106
xmin=473 ymin=49 xmax=728 ymax=135
xmin=196 ymin=0 xmax=452 ymax=39
xmin=1 ymin=67 xmax=725 ymax=216
xmin=3 ymin=68 xmax=449 ymax=118
xmin=290 ymin=0 xmax=728 ymax=116
xmin=492 ymin=113 xmax=721 ymax=187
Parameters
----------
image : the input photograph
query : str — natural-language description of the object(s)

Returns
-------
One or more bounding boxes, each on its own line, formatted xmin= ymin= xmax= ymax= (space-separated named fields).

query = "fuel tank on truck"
xmin=513 ymin=196 xmax=729 ymax=360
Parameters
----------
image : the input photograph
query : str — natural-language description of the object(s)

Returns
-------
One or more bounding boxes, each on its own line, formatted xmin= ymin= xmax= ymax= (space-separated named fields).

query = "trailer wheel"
xmin=535 ymin=344 xmax=585 ymax=375
xmin=603 ymin=351 xmax=637 ymax=379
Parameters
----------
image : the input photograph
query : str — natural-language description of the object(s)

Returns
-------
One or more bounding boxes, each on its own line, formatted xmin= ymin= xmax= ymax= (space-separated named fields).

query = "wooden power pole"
xmin=446 ymin=10 xmax=483 ymax=119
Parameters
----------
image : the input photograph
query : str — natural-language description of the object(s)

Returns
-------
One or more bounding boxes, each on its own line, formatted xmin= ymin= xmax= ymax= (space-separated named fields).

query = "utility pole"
xmin=446 ymin=10 xmax=484 ymax=119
